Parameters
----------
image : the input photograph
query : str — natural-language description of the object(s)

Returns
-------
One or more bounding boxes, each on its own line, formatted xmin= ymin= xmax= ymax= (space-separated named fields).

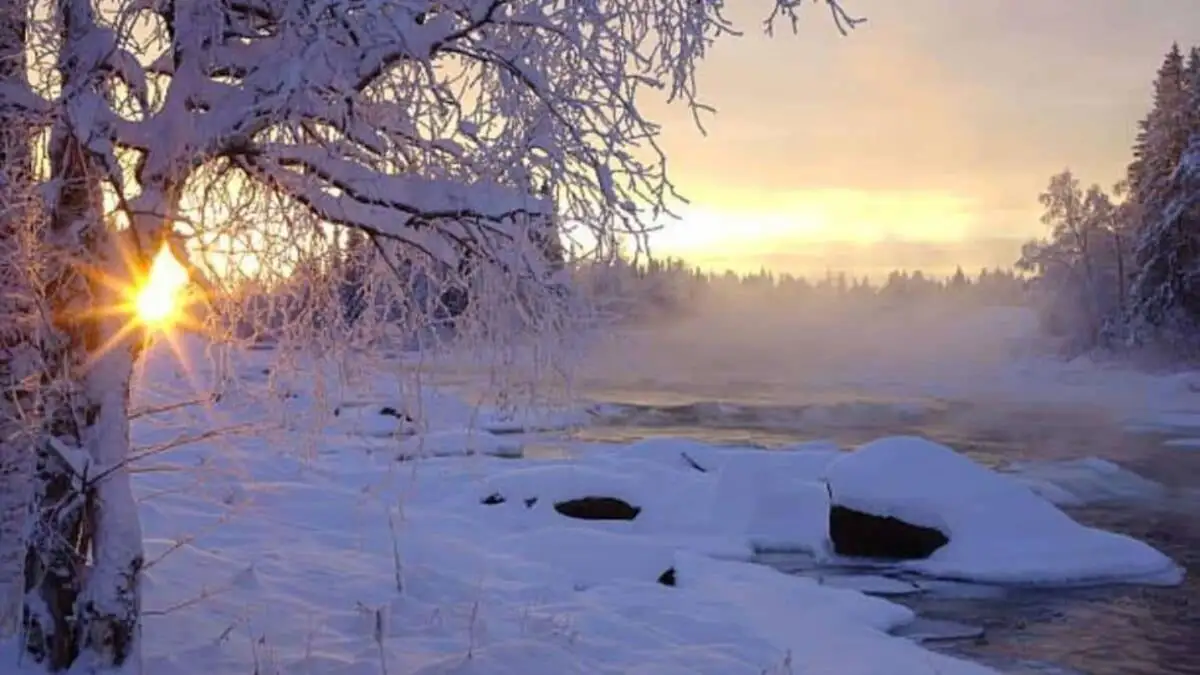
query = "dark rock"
xmin=829 ymin=504 xmax=948 ymax=560
xmin=379 ymin=406 xmax=414 ymax=422
xmin=657 ymin=567 xmax=676 ymax=587
xmin=553 ymin=496 xmax=641 ymax=521
xmin=481 ymin=494 xmax=539 ymax=508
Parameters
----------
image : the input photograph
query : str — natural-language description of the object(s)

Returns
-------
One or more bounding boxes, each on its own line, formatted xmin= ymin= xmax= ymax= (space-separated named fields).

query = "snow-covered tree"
xmin=1129 ymin=45 xmax=1200 ymax=350
xmin=0 ymin=0 xmax=862 ymax=670
xmin=1017 ymin=170 xmax=1125 ymax=350
xmin=1126 ymin=44 xmax=1191 ymax=327
xmin=1127 ymin=45 xmax=1191 ymax=216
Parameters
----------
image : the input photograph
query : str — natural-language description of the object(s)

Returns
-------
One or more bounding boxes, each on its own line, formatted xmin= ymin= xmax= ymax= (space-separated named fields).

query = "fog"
xmin=578 ymin=297 xmax=1022 ymax=400
xmin=568 ymin=281 xmax=1189 ymax=419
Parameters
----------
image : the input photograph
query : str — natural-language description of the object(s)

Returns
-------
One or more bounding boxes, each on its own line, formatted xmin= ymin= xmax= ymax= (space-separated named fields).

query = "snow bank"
xmin=710 ymin=448 xmax=837 ymax=555
xmin=326 ymin=392 xmax=586 ymax=438
xmin=325 ymin=402 xmax=416 ymax=437
xmin=67 ymin=435 xmax=1009 ymax=675
xmin=493 ymin=526 xmax=680 ymax=590
xmin=570 ymin=437 xmax=839 ymax=555
xmin=825 ymin=436 xmax=1183 ymax=585
xmin=600 ymin=435 xmax=839 ymax=474
xmin=395 ymin=429 xmax=524 ymax=459
xmin=1006 ymin=457 xmax=1167 ymax=506
xmin=9 ymin=341 xmax=1179 ymax=675
xmin=1123 ymin=411 xmax=1200 ymax=433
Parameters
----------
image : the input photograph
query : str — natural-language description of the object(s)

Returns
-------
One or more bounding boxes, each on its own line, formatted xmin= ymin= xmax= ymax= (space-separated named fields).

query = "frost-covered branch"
xmin=20 ymin=0 xmax=860 ymax=268
xmin=233 ymin=139 xmax=548 ymax=271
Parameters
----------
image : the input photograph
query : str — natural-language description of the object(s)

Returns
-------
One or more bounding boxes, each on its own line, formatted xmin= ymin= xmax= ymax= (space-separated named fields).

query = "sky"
xmin=643 ymin=0 xmax=1200 ymax=279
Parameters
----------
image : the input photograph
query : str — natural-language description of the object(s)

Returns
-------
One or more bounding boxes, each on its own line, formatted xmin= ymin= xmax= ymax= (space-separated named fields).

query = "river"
xmin=415 ymin=308 xmax=1200 ymax=674
xmin=566 ymin=388 xmax=1200 ymax=675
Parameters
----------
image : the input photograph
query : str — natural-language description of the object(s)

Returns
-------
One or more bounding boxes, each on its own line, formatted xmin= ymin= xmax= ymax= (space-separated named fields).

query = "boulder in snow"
xmin=829 ymin=504 xmax=949 ymax=560
xmin=553 ymin=496 xmax=641 ymax=521
xmin=480 ymin=492 xmax=538 ymax=508
xmin=823 ymin=435 xmax=1181 ymax=585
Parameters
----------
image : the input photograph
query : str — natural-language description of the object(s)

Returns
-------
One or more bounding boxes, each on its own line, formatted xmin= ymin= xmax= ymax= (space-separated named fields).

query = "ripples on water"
xmin=576 ymin=395 xmax=1200 ymax=675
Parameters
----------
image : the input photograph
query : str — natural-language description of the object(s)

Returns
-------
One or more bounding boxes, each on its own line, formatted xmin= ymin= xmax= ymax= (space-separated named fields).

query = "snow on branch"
xmin=0 ymin=81 xmax=49 ymax=116
xmin=768 ymin=1 xmax=866 ymax=36
xmin=39 ymin=0 xmax=157 ymax=205
xmin=236 ymin=140 xmax=550 ymax=269
xmin=11 ymin=0 xmax=859 ymax=277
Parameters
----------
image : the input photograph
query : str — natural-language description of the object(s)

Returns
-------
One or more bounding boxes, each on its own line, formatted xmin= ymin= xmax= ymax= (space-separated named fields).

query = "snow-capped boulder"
xmin=553 ymin=496 xmax=642 ymax=521
xmin=829 ymin=504 xmax=949 ymax=560
xmin=823 ymin=436 xmax=1181 ymax=585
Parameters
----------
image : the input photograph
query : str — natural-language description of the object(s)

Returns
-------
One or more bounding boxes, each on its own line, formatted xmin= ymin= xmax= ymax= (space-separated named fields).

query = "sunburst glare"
xmin=135 ymin=244 xmax=191 ymax=329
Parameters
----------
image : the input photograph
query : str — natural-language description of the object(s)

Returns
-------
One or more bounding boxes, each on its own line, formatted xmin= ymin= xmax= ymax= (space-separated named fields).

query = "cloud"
xmin=638 ymin=0 xmax=1199 ymax=252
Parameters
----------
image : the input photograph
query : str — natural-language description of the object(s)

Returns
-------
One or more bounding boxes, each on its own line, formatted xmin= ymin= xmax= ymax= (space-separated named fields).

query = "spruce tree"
xmin=1127 ymin=45 xmax=1190 ymax=211
xmin=1129 ymin=43 xmax=1200 ymax=347
xmin=1188 ymin=47 xmax=1200 ymax=133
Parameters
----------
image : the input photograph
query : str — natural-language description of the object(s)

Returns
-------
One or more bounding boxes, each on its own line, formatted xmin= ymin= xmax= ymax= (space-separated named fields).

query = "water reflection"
xmin=938 ymin=502 xmax=1200 ymax=675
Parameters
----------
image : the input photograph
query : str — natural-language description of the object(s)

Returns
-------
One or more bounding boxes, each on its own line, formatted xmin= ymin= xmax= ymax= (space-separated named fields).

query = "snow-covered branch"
xmin=0 ymin=81 xmax=49 ymax=116
xmin=236 ymin=141 xmax=549 ymax=268
xmin=94 ymin=0 xmax=857 ymax=264
xmin=10 ymin=0 xmax=862 ymax=261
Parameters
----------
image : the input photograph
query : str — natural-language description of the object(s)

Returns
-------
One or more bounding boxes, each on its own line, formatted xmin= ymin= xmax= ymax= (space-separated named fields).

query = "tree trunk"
xmin=23 ymin=226 xmax=148 ymax=675
xmin=72 ymin=281 xmax=144 ymax=673
xmin=21 ymin=96 xmax=149 ymax=675
xmin=0 ymin=0 xmax=34 ymax=636
xmin=1115 ymin=231 xmax=1127 ymax=316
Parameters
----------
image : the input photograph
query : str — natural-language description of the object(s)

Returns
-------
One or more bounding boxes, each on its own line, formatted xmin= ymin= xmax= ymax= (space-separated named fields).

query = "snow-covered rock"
xmin=824 ymin=436 xmax=1182 ymax=585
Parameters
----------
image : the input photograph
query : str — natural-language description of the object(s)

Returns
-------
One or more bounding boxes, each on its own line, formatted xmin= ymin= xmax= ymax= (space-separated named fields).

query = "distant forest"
xmin=573 ymin=256 xmax=1027 ymax=320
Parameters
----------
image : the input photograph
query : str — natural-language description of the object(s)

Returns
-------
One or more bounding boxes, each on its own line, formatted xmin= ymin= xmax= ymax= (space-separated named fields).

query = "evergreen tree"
xmin=1129 ymin=44 xmax=1200 ymax=348
xmin=949 ymin=265 xmax=969 ymax=290
xmin=1187 ymin=47 xmax=1200 ymax=133
xmin=1127 ymin=44 xmax=1190 ymax=212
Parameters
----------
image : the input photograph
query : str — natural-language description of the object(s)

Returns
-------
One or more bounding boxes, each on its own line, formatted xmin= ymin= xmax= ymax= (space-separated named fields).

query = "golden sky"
xmin=645 ymin=0 xmax=1200 ymax=278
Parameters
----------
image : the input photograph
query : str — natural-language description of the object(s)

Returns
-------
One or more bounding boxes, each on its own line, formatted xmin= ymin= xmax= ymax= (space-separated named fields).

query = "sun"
xmin=135 ymin=244 xmax=191 ymax=328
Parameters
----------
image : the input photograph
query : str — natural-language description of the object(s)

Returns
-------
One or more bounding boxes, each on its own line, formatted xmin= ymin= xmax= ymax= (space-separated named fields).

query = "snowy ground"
xmin=3 ymin=324 xmax=1190 ymax=675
